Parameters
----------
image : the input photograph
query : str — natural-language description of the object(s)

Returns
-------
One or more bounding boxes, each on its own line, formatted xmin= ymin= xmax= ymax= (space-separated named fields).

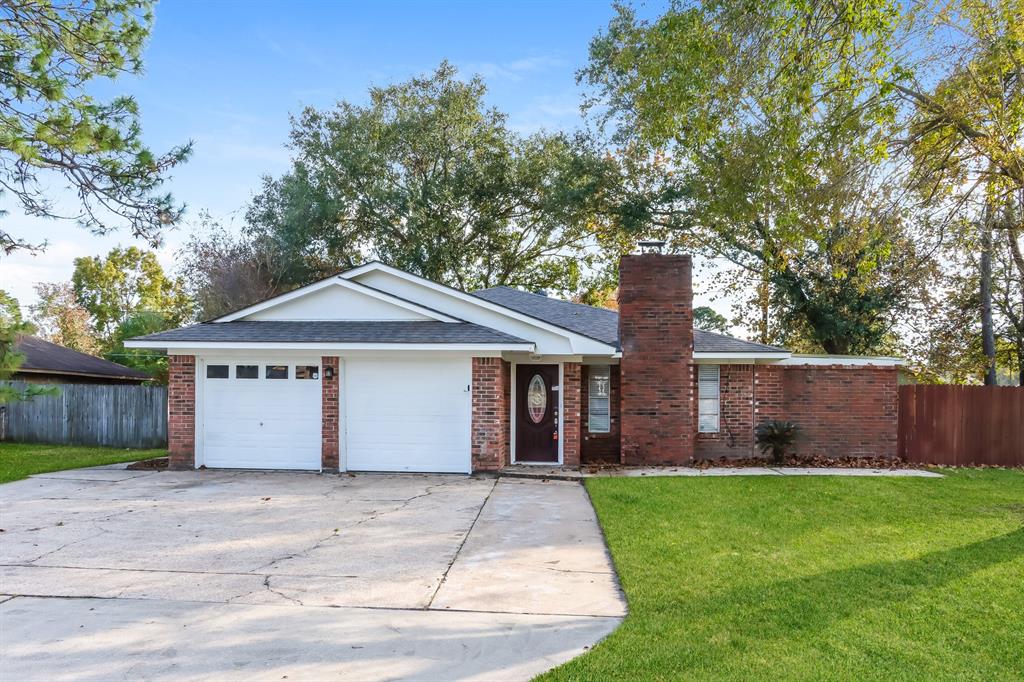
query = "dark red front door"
xmin=515 ymin=364 xmax=559 ymax=462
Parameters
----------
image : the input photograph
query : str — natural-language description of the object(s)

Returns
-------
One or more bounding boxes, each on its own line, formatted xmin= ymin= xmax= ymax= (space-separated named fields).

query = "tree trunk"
xmin=980 ymin=212 xmax=998 ymax=385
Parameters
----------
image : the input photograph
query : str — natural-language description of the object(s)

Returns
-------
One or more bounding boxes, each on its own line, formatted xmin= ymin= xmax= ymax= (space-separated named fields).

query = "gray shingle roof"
xmin=472 ymin=286 xmax=788 ymax=354
xmin=130 ymin=321 xmax=530 ymax=345
xmin=16 ymin=335 xmax=151 ymax=380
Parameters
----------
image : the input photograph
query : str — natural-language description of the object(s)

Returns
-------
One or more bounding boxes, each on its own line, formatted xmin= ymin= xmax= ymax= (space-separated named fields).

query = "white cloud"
xmin=460 ymin=55 xmax=567 ymax=82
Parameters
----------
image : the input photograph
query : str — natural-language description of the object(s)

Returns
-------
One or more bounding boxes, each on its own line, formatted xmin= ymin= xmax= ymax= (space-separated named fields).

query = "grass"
xmin=542 ymin=470 xmax=1024 ymax=681
xmin=0 ymin=442 xmax=166 ymax=484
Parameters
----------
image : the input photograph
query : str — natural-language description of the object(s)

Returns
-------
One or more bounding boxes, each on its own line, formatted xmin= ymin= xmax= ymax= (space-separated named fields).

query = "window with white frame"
xmin=698 ymin=364 xmax=720 ymax=433
xmin=588 ymin=365 xmax=611 ymax=433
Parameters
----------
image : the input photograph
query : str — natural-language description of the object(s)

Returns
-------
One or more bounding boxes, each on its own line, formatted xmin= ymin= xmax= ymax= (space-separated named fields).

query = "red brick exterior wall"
xmin=618 ymin=254 xmax=695 ymax=465
xmin=581 ymin=364 xmax=621 ymax=463
xmin=167 ymin=355 xmax=196 ymax=470
xmin=692 ymin=363 xmax=899 ymax=460
xmin=471 ymin=357 xmax=510 ymax=471
xmin=694 ymin=364 xmax=756 ymax=460
xmin=776 ymin=364 xmax=898 ymax=458
xmin=562 ymin=362 xmax=582 ymax=467
xmin=321 ymin=356 xmax=339 ymax=470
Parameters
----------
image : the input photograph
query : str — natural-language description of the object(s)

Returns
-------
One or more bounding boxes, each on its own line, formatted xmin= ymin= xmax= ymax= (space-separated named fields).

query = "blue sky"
xmin=5 ymin=1 xmax=692 ymax=310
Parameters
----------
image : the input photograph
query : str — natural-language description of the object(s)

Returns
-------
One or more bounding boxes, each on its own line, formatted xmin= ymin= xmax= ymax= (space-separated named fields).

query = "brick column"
xmin=167 ymin=355 xmax=196 ymax=470
xmin=471 ymin=357 xmax=510 ymax=471
xmin=618 ymin=254 xmax=695 ymax=465
xmin=321 ymin=356 xmax=340 ymax=471
xmin=562 ymin=362 xmax=582 ymax=467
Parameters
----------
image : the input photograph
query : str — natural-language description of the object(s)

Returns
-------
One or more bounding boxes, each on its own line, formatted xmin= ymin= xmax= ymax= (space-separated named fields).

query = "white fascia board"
xmin=776 ymin=354 xmax=904 ymax=366
xmin=693 ymin=351 xmax=792 ymax=362
xmin=341 ymin=262 xmax=618 ymax=354
xmin=124 ymin=340 xmax=535 ymax=352
xmin=214 ymin=277 xmax=458 ymax=323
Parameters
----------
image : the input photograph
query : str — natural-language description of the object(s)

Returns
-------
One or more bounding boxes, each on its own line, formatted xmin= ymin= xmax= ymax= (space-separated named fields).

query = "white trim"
xmin=125 ymin=340 xmax=534 ymax=352
xmin=343 ymin=262 xmax=619 ymax=353
xmin=214 ymin=277 xmax=460 ymax=323
xmin=776 ymin=354 xmax=903 ymax=366
xmin=694 ymin=351 xmax=791 ymax=362
xmin=337 ymin=357 xmax=347 ymax=473
xmin=510 ymin=361 xmax=563 ymax=466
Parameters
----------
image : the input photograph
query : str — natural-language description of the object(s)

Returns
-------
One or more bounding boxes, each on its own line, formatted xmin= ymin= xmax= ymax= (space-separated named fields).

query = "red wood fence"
xmin=898 ymin=385 xmax=1024 ymax=467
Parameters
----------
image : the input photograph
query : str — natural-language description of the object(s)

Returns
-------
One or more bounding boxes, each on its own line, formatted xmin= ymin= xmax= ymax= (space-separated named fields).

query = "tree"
xmin=0 ymin=0 xmax=191 ymax=255
xmin=694 ymin=306 xmax=729 ymax=334
xmin=72 ymin=246 xmax=192 ymax=342
xmin=898 ymin=0 xmax=1024 ymax=384
xmin=0 ymin=290 xmax=52 ymax=403
xmin=246 ymin=62 xmax=621 ymax=296
xmin=178 ymin=213 xmax=292 ymax=320
xmin=580 ymin=1 xmax=928 ymax=353
xmin=106 ymin=310 xmax=169 ymax=383
xmin=29 ymin=282 xmax=100 ymax=354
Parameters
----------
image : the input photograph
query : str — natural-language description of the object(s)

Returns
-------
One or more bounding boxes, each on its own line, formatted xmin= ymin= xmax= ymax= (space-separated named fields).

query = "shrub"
xmin=755 ymin=420 xmax=799 ymax=464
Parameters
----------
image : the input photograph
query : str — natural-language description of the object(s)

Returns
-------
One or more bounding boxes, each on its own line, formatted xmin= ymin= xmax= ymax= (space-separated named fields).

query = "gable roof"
xmin=472 ymin=286 xmax=789 ymax=354
xmin=15 ymin=335 xmax=150 ymax=381
xmin=213 ymin=276 xmax=460 ymax=323
xmin=127 ymin=321 xmax=530 ymax=346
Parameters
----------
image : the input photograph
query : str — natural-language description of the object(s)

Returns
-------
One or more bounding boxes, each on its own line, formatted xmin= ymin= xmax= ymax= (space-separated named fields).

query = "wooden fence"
xmin=898 ymin=384 xmax=1024 ymax=467
xmin=0 ymin=382 xmax=167 ymax=449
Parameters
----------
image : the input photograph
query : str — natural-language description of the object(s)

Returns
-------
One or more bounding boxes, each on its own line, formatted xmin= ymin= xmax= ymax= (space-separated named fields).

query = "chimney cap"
xmin=638 ymin=240 xmax=666 ymax=254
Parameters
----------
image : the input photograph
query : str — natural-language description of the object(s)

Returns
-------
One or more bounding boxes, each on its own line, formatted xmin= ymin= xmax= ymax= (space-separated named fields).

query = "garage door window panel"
xmin=236 ymin=365 xmax=258 ymax=379
xmin=266 ymin=365 xmax=289 ymax=379
xmin=206 ymin=365 xmax=228 ymax=379
xmin=295 ymin=365 xmax=319 ymax=380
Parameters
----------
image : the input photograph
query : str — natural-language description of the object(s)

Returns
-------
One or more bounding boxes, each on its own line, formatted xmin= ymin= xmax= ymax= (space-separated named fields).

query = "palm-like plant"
xmin=754 ymin=420 xmax=799 ymax=465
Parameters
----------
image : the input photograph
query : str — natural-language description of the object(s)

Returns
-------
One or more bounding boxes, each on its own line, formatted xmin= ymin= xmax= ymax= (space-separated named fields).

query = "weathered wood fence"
xmin=898 ymin=385 xmax=1024 ymax=467
xmin=0 ymin=382 xmax=167 ymax=449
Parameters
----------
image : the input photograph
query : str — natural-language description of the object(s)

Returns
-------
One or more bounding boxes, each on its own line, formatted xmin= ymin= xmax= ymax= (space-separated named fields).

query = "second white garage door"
xmin=344 ymin=356 xmax=472 ymax=473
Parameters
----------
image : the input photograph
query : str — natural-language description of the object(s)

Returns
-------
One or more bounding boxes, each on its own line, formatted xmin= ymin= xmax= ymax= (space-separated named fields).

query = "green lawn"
xmin=543 ymin=470 xmax=1024 ymax=681
xmin=0 ymin=442 xmax=166 ymax=484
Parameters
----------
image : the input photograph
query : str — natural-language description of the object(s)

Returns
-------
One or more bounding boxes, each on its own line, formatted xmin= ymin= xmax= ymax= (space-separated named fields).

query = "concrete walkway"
xmin=500 ymin=464 xmax=943 ymax=481
xmin=0 ymin=467 xmax=625 ymax=681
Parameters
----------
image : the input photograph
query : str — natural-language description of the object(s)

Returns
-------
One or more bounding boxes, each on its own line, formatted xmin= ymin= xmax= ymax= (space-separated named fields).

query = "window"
xmin=206 ymin=365 xmax=228 ymax=379
xmin=588 ymin=365 xmax=611 ymax=433
xmin=698 ymin=364 xmax=720 ymax=433
xmin=236 ymin=365 xmax=258 ymax=379
xmin=527 ymin=374 xmax=547 ymax=423
xmin=266 ymin=365 xmax=289 ymax=379
xmin=295 ymin=365 xmax=319 ymax=380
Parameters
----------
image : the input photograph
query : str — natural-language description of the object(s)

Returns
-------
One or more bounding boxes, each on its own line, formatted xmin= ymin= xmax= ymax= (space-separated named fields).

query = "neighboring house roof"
xmin=130 ymin=321 xmax=530 ymax=345
xmin=472 ymin=286 xmax=788 ymax=354
xmin=14 ymin=335 xmax=150 ymax=381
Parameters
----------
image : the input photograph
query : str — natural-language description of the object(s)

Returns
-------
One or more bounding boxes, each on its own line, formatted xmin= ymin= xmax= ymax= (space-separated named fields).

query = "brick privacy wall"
xmin=581 ymin=364 xmax=621 ymax=463
xmin=694 ymin=364 xmax=755 ymax=459
xmin=321 ymin=356 xmax=339 ymax=470
xmin=167 ymin=355 xmax=196 ymax=470
xmin=777 ymin=364 xmax=898 ymax=458
xmin=562 ymin=362 xmax=582 ymax=467
xmin=471 ymin=357 xmax=510 ymax=471
xmin=618 ymin=254 xmax=695 ymax=465
xmin=695 ymin=363 xmax=898 ymax=459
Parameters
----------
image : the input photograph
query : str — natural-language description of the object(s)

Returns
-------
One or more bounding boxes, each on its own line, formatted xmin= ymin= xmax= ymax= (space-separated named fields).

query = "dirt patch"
xmin=126 ymin=457 xmax=168 ymax=471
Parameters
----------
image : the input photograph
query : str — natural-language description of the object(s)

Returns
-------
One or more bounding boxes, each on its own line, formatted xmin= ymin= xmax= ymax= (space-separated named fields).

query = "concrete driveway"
xmin=0 ymin=467 xmax=625 ymax=681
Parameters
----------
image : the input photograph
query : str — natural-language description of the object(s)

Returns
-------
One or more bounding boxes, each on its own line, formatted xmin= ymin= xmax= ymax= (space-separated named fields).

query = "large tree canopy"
xmin=580 ymin=0 xmax=939 ymax=354
xmin=72 ymin=246 xmax=191 ymax=342
xmin=0 ymin=0 xmax=191 ymax=254
xmin=245 ymin=62 xmax=621 ymax=296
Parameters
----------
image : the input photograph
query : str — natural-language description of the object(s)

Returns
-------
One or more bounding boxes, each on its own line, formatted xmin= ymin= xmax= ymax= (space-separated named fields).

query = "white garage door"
xmin=201 ymin=360 xmax=322 ymax=470
xmin=344 ymin=356 xmax=471 ymax=473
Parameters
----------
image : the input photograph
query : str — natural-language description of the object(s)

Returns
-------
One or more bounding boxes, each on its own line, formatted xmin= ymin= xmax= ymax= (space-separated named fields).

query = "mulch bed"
xmin=693 ymin=454 xmax=913 ymax=469
xmin=126 ymin=457 xmax=169 ymax=470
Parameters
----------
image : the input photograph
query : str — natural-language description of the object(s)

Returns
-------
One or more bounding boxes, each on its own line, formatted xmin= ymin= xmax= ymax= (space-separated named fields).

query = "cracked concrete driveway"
xmin=0 ymin=466 xmax=625 ymax=681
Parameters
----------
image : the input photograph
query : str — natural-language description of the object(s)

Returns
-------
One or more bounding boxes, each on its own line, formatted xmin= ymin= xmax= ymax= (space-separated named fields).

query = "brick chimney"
xmin=618 ymin=254 xmax=695 ymax=465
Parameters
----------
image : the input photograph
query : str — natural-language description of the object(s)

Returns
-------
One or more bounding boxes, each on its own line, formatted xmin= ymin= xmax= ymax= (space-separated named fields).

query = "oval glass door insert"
xmin=527 ymin=374 xmax=547 ymax=424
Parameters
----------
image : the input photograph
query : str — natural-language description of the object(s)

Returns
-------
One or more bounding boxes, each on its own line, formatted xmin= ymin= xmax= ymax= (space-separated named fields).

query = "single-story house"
xmin=126 ymin=254 xmax=900 ymax=473
xmin=13 ymin=335 xmax=151 ymax=385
